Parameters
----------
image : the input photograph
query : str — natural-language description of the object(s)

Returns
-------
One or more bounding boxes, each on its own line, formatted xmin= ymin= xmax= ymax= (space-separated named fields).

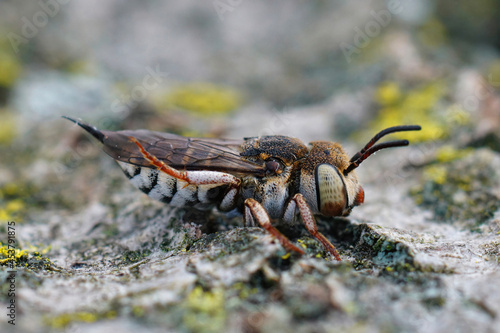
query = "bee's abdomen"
xmin=117 ymin=162 xmax=228 ymax=210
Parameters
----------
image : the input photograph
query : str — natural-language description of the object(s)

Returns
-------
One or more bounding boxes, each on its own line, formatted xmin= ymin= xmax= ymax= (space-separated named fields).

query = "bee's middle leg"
xmin=244 ymin=198 xmax=305 ymax=255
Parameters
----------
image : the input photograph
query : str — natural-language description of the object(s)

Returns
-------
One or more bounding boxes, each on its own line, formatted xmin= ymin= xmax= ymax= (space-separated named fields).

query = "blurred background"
xmin=1 ymin=0 xmax=499 ymax=136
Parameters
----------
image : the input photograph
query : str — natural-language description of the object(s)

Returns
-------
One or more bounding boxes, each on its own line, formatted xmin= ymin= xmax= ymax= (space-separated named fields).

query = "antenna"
xmin=344 ymin=125 xmax=421 ymax=175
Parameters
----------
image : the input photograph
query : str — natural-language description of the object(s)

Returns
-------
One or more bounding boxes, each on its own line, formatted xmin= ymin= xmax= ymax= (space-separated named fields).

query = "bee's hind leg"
xmin=129 ymin=136 xmax=241 ymax=187
xmin=244 ymin=198 xmax=305 ymax=255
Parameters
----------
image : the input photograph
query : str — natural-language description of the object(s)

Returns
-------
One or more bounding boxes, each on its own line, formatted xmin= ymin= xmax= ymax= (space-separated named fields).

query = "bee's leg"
xmin=129 ymin=136 xmax=240 ymax=187
xmin=291 ymin=194 xmax=342 ymax=261
xmin=282 ymin=199 xmax=297 ymax=225
xmin=244 ymin=198 xmax=305 ymax=255
xmin=244 ymin=205 xmax=256 ymax=227
xmin=219 ymin=187 xmax=239 ymax=211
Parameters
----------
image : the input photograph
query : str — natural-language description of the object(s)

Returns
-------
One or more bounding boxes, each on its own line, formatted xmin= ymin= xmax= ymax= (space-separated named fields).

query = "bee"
xmin=64 ymin=116 xmax=420 ymax=261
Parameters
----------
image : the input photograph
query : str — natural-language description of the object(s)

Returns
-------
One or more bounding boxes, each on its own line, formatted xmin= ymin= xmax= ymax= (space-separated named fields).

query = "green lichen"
xmin=418 ymin=18 xmax=448 ymax=47
xmin=121 ymin=249 xmax=152 ymax=265
xmin=352 ymin=224 xmax=415 ymax=271
xmin=189 ymin=228 xmax=261 ymax=260
xmin=101 ymin=223 xmax=120 ymax=237
xmin=412 ymin=149 xmax=500 ymax=227
xmin=156 ymin=82 xmax=241 ymax=115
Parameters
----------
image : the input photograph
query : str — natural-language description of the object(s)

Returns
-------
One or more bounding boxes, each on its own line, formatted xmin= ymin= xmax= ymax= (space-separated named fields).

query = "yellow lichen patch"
xmin=1 ymin=182 xmax=23 ymax=197
xmin=0 ymin=243 xmax=28 ymax=265
xmin=232 ymin=282 xmax=258 ymax=300
xmin=436 ymin=145 xmax=473 ymax=163
xmin=423 ymin=165 xmax=447 ymax=185
xmin=23 ymin=243 xmax=52 ymax=255
xmin=365 ymin=82 xmax=452 ymax=143
xmin=446 ymin=105 xmax=471 ymax=126
xmin=297 ymin=239 xmax=308 ymax=249
xmin=0 ymin=241 xmax=56 ymax=271
xmin=0 ymin=51 xmax=22 ymax=87
xmin=413 ymin=150 xmax=500 ymax=225
xmin=44 ymin=310 xmax=118 ymax=329
xmin=5 ymin=199 xmax=24 ymax=213
xmin=0 ymin=210 xmax=16 ymax=224
xmin=0 ymin=199 xmax=25 ymax=223
xmin=131 ymin=306 xmax=145 ymax=317
xmin=157 ymin=83 xmax=241 ymax=115
xmin=48 ymin=312 xmax=97 ymax=329
xmin=0 ymin=111 xmax=18 ymax=145
xmin=183 ymin=286 xmax=226 ymax=333
xmin=375 ymin=82 xmax=401 ymax=106
xmin=0 ymin=210 xmax=11 ymax=222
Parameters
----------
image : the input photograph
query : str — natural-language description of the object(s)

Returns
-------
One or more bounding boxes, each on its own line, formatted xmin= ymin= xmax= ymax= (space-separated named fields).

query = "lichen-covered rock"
xmin=412 ymin=149 xmax=500 ymax=229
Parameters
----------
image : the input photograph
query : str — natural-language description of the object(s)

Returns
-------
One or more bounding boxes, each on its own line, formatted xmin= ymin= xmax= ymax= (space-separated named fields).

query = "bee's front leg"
xmin=244 ymin=198 xmax=305 ymax=255
xmin=290 ymin=194 xmax=342 ymax=261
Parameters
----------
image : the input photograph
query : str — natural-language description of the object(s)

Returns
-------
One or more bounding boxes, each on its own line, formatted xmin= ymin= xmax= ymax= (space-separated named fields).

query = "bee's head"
xmin=300 ymin=125 xmax=421 ymax=217
xmin=300 ymin=142 xmax=363 ymax=217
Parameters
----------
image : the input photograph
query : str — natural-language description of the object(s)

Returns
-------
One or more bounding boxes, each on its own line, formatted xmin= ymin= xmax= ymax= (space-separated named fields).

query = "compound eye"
xmin=265 ymin=159 xmax=282 ymax=174
xmin=315 ymin=164 xmax=348 ymax=216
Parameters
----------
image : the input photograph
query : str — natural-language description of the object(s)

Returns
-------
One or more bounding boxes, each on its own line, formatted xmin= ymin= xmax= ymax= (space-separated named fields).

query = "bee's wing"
xmin=100 ymin=129 xmax=267 ymax=176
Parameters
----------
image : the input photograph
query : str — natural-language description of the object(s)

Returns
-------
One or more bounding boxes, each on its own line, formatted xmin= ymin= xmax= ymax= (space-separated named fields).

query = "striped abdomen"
xmin=117 ymin=162 xmax=229 ymax=210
